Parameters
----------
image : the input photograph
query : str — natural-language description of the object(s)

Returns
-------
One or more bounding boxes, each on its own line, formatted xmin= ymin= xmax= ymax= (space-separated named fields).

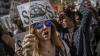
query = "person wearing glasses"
xmin=21 ymin=19 xmax=70 ymax=56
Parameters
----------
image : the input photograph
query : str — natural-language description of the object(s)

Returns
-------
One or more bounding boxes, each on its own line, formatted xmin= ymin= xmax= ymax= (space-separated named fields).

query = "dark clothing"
xmin=0 ymin=38 xmax=15 ymax=56
xmin=73 ymin=5 xmax=95 ymax=56
xmin=0 ymin=0 xmax=11 ymax=17
xmin=95 ymin=23 xmax=100 ymax=56
xmin=97 ymin=41 xmax=100 ymax=56
xmin=61 ymin=28 xmax=74 ymax=48
xmin=0 ymin=42 xmax=6 ymax=56
xmin=60 ymin=27 xmax=76 ymax=56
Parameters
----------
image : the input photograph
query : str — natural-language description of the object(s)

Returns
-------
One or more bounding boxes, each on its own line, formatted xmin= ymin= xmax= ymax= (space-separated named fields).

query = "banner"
xmin=17 ymin=0 xmax=55 ymax=27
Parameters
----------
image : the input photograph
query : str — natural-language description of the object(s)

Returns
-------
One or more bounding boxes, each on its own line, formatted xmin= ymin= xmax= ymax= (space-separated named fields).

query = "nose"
xmin=42 ymin=24 xmax=47 ymax=32
xmin=43 ymin=24 xmax=46 ymax=28
xmin=62 ymin=21 xmax=64 ymax=25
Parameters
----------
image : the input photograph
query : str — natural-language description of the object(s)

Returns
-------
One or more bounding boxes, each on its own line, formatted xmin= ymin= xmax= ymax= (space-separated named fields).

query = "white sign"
xmin=76 ymin=0 xmax=83 ymax=4
xmin=0 ymin=15 xmax=12 ymax=32
xmin=17 ymin=0 xmax=55 ymax=27
xmin=90 ymin=0 xmax=96 ymax=7
xmin=15 ymin=32 xmax=28 ymax=51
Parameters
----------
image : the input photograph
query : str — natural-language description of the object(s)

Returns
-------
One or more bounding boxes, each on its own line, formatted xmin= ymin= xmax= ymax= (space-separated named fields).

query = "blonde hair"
xmin=50 ymin=23 xmax=65 ymax=53
xmin=30 ymin=23 xmax=65 ymax=56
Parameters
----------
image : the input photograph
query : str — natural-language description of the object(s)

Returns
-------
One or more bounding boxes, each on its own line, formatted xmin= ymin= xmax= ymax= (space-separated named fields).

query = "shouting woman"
xmin=21 ymin=19 xmax=70 ymax=56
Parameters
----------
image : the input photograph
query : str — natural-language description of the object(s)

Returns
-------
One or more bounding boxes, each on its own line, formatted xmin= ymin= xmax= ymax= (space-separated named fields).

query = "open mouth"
xmin=44 ymin=31 xmax=48 ymax=35
xmin=42 ymin=31 xmax=49 ymax=40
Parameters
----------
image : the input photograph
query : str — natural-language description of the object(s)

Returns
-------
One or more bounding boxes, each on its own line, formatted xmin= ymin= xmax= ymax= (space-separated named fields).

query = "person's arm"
xmin=22 ymin=34 xmax=38 ymax=56
xmin=73 ymin=4 xmax=93 ymax=56
xmin=1 ymin=34 xmax=15 ymax=49
xmin=79 ymin=4 xmax=92 ymax=30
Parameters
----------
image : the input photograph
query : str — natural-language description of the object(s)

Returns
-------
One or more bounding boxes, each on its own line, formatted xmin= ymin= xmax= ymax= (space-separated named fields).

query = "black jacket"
xmin=73 ymin=4 xmax=95 ymax=56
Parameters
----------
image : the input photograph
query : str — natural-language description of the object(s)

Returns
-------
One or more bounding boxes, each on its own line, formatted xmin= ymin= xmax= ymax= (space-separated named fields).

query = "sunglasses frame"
xmin=35 ymin=20 xmax=52 ymax=29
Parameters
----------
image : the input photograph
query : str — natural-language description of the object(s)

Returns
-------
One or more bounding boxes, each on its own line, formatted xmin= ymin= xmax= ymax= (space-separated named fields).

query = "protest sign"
xmin=0 ymin=15 xmax=12 ymax=32
xmin=17 ymin=0 xmax=55 ymax=27
xmin=15 ymin=32 xmax=28 ymax=51
xmin=76 ymin=0 xmax=83 ymax=4
xmin=90 ymin=0 xmax=96 ymax=7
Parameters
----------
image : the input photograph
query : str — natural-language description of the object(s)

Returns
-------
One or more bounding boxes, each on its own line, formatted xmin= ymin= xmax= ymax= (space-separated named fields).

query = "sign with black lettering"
xmin=17 ymin=0 xmax=54 ymax=27
xmin=15 ymin=32 xmax=28 ymax=51
xmin=0 ymin=15 xmax=12 ymax=32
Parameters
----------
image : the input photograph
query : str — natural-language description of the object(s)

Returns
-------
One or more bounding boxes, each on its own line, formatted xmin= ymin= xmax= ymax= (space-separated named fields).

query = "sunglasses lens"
xmin=35 ymin=23 xmax=43 ymax=29
xmin=45 ymin=20 xmax=52 ymax=27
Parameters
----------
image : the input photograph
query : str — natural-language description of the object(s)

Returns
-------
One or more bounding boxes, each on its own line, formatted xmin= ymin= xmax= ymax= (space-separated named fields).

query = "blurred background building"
xmin=0 ymin=0 xmax=11 ymax=16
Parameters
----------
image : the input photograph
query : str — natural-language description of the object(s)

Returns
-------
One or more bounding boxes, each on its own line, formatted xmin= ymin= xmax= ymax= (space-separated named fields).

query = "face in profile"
xmin=34 ymin=20 xmax=52 ymax=41
xmin=62 ymin=17 xmax=71 ymax=28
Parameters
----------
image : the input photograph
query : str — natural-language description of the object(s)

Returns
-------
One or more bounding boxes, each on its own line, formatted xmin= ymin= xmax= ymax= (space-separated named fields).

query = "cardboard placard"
xmin=15 ymin=32 xmax=28 ymax=51
xmin=17 ymin=0 xmax=54 ymax=27
xmin=0 ymin=15 xmax=12 ymax=32
xmin=90 ymin=0 xmax=96 ymax=7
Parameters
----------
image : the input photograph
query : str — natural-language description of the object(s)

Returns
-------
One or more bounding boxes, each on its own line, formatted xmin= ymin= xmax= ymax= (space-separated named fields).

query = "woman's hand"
xmin=16 ymin=47 xmax=23 ymax=56
xmin=22 ymin=34 xmax=37 ymax=56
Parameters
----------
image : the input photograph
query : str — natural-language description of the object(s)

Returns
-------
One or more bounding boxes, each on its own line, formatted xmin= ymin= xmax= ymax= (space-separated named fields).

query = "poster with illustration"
xmin=17 ymin=0 xmax=55 ymax=27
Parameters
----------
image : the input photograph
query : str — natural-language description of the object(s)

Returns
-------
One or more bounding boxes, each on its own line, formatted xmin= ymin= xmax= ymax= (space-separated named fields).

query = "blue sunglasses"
xmin=35 ymin=20 xmax=52 ymax=29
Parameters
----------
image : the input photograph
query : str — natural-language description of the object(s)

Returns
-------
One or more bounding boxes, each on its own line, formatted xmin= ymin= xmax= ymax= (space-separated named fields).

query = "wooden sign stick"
xmin=29 ymin=0 xmax=31 ymax=34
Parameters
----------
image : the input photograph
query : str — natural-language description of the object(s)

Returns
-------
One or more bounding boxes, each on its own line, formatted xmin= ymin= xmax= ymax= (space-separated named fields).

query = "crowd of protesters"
xmin=0 ymin=0 xmax=100 ymax=56
xmin=55 ymin=1 xmax=100 ymax=56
